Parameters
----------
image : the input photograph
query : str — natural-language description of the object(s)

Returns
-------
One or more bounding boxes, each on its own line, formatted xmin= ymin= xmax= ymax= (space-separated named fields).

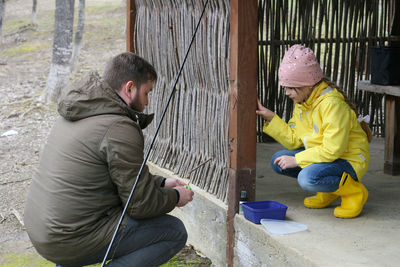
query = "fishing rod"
xmin=101 ymin=0 xmax=209 ymax=265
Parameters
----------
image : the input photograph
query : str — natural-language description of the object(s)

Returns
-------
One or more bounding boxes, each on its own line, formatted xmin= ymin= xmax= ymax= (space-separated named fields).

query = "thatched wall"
xmin=135 ymin=0 xmax=231 ymax=201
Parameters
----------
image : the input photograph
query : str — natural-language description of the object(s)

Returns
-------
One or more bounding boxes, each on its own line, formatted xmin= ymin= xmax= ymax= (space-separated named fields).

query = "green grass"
xmin=2 ymin=18 xmax=31 ymax=33
xmin=0 ymin=254 xmax=203 ymax=267
xmin=1 ymin=254 xmax=104 ymax=267
xmin=2 ymin=9 xmax=54 ymax=35
xmin=78 ymin=4 xmax=125 ymax=43
xmin=0 ymin=42 xmax=49 ymax=57
xmin=85 ymin=3 xmax=122 ymax=15
xmin=160 ymin=255 xmax=206 ymax=266
xmin=1 ymin=254 xmax=53 ymax=267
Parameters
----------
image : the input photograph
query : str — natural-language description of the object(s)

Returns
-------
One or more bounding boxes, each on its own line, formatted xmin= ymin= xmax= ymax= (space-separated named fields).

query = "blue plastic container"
xmin=241 ymin=200 xmax=288 ymax=224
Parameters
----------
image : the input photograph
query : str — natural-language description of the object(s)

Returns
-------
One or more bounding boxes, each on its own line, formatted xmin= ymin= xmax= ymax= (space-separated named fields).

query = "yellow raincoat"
xmin=263 ymin=81 xmax=370 ymax=180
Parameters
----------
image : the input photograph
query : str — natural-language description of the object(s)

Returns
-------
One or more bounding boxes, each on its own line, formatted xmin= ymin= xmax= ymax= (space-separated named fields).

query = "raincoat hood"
xmin=301 ymin=81 xmax=342 ymax=110
xmin=58 ymin=71 xmax=154 ymax=129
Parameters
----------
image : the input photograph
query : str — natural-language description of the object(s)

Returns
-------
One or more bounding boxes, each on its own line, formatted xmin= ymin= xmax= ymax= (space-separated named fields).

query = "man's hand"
xmin=175 ymin=186 xmax=194 ymax=207
xmin=165 ymin=178 xmax=186 ymax=188
xmin=274 ymin=155 xmax=298 ymax=170
xmin=256 ymin=98 xmax=275 ymax=122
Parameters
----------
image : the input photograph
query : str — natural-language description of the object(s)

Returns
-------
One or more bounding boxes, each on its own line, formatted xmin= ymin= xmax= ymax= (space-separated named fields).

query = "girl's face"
xmin=285 ymin=86 xmax=313 ymax=104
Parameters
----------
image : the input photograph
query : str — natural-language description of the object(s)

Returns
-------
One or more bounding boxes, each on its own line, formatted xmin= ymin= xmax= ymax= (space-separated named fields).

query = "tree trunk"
xmin=71 ymin=0 xmax=85 ymax=71
xmin=0 ymin=0 xmax=5 ymax=41
xmin=32 ymin=0 xmax=38 ymax=26
xmin=42 ymin=0 xmax=75 ymax=103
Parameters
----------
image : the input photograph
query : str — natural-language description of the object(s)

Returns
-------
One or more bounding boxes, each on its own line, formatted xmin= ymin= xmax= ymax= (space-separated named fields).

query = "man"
xmin=24 ymin=52 xmax=194 ymax=266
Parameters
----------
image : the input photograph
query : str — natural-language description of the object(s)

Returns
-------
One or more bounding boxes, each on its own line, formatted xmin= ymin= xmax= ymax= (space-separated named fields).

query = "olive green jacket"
xmin=24 ymin=72 xmax=177 ymax=264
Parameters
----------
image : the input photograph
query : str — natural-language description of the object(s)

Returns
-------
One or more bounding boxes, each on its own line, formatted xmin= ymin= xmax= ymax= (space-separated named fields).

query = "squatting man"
xmin=24 ymin=52 xmax=194 ymax=266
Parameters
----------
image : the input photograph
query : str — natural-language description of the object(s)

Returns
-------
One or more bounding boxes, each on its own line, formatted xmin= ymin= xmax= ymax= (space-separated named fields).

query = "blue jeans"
xmin=55 ymin=214 xmax=187 ymax=267
xmin=271 ymin=148 xmax=357 ymax=193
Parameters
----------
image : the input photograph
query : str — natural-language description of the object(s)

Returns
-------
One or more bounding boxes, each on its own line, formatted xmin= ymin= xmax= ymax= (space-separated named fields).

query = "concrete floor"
xmin=254 ymin=137 xmax=400 ymax=267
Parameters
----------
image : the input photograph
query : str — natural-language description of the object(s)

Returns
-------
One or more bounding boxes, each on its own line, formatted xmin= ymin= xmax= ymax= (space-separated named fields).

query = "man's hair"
xmin=103 ymin=52 xmax=157 ymax=91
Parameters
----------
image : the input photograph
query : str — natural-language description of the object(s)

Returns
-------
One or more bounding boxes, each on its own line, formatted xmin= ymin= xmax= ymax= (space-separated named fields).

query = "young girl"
xmin=256 ymin=44 xmax=371 ymax=219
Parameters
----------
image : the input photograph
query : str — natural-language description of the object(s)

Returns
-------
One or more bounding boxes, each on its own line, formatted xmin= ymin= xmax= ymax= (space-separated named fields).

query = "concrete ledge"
xmin=148 ymin=162 xmax=228 ymax=267
xmin=234 ymin=215 xmax=316 ymax=267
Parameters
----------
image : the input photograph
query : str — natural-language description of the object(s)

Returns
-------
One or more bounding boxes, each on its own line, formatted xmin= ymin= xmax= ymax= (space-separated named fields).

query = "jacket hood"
xmin=58 ymin=71 xmax=154 ymax=129
xmin=301 ymin=81 xmax=344 ymax=110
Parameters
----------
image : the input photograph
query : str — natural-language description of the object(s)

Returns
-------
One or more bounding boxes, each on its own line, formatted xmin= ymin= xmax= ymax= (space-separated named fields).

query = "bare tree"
xmin=0 ymin=0 xmax=5 ymax=41
xmin=71 ymin=0 xmax=85 ymax=71
xmin=31 ymin=0 xmax=37 ymax=26
xmin=42 ymin=0 xmax=75 ymax=102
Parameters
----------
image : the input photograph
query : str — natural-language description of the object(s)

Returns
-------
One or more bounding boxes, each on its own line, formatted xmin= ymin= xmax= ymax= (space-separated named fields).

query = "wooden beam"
xmin=227 ymin=0 xmax=258 ymax=266
xmin=384 ymin=95 xmax=400 ymax=175
xmin=126 ymin=0 xmax=136 ymax=52
xmin=357 ymin=80 xmax=400 ymax=97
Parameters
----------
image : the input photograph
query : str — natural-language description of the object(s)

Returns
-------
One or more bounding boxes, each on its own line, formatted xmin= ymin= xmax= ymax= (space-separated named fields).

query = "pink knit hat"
xmin=278 ymin=45 xmax=324 ymax=87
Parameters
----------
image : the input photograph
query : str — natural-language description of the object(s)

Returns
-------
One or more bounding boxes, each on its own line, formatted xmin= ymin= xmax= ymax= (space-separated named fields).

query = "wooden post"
xmin=384 ymin=95 xmax=400 ymax=175
xmin=227 ymin=0 xmax=258 ymax=266
xmin=357 ymin=81 xmax=400 ymax=176
xmin=126 ymin=0 xmax=136 ymax=53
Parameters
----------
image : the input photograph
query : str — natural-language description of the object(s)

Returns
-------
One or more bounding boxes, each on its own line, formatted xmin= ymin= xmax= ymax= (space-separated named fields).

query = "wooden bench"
xmin=357 ymin=80 xmax=400 ymax=175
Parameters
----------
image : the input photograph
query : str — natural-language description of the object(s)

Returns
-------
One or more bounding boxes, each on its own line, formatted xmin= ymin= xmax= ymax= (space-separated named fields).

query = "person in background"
xmin=256 ymin=44 xmax=371 ymax=219
xmin=24 ymin=52 xmax=194 ymax=266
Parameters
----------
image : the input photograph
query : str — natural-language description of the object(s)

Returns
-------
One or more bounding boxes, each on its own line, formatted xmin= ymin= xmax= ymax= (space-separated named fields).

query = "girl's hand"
xmin=256 ymin=98 xmax=275 ymax=122
xmin=274 ymin=156 xmax=298 ymax=170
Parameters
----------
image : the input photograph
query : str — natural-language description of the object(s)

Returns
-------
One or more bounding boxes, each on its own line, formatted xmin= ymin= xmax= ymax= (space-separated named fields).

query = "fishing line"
xmin=101 ymin=1 xmax=209 ymax=265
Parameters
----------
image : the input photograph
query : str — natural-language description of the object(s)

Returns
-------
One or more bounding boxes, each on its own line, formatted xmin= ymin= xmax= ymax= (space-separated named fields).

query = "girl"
xmin=256 ymin=44 xmax=371 ymax=219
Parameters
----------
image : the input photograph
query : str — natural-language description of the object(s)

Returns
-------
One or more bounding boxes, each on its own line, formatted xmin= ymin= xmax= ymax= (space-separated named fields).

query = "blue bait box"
xmin=241 ymin=200 xmax=288 ymax=224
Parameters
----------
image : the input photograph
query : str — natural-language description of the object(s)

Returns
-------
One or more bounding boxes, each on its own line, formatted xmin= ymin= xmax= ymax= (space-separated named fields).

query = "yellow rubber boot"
xmin=334 ymin=172 xmax=369 ymax=219
xmin=304 ymin=192 xmax=339 ymax=209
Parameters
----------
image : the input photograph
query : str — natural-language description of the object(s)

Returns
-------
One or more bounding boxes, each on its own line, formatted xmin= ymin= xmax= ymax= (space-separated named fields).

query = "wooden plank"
xmin=384 ymin=96 xmax=400 ymax=175
xmin=227 ymin=0 xmax=258 ymax=266
xmin=357 ymin=80 xmax=400 ymax=97
xmin=126 ymin=0 xmax=136 ymax=52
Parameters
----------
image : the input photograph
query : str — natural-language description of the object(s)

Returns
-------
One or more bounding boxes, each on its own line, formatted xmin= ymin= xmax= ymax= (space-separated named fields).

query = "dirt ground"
xmin=0 ymin=0 xmax=211 ymax=266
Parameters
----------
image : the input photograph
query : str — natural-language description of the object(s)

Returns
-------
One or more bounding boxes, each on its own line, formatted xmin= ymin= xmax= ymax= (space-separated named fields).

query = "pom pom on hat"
xmin=278 ymin=45 xmax=324 ymax=87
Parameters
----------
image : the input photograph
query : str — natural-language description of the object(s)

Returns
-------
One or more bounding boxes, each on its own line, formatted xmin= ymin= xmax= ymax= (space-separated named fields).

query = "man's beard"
xmin=130 ymin=99 xmax=143 ymax=112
